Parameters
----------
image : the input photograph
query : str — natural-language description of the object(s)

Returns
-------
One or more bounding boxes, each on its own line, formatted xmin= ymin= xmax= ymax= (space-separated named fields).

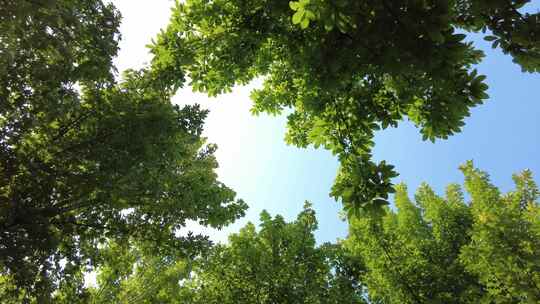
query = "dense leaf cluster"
xmin=81 ymin=204 xmax=365 ymax=304
xmin=56 ymin=165 xmax=539 ymax=304
xmin=0 ymin=1 xmax=246 ymax=300
xmin=1 ymin=0 xmax=539 ymax=302
xmin=151 ymin=0 xmax=539 ymax=212
xmin=346 ymin=162 xmax=540 ymax=303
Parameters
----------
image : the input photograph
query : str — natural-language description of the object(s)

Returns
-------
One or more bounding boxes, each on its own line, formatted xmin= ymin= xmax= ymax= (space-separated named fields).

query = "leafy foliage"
xmin=460 ymin=162 xmax=540 ymax=303
xmin=3 ymin=1 xmax=539 ymax=302
xmin=86 ymin=204 xmax=365 ymax=304
xmin=151 ymin=0 xmax=540 ymax=213
xmin=0 ymin=1 xmax=246 ymax=300
xmin=82 ymin=240 xmax=200 ymax=304
xmin=345 ymin=162 xmax=540 ymax=303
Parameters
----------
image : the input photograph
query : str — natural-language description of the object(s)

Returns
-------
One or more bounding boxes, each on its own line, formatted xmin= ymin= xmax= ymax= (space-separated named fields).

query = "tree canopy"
xmin=345 ymin=162 xmax=540 ymax=303
xmin=84 ymin=204 xmax=365 ymax=304
xmin=29 ymin=164 xmax=539 ymax=303
xmin=150 ymin=0 xmax=540 ymax=213
xmin=0 ymin=1 xmax=246 ymax=300
xmin=2 ymin=0 xmax=539 ymax=302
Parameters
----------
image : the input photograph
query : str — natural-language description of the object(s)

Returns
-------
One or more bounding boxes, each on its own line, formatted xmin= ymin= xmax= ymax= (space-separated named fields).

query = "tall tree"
xmin=150 ymin=0 xmax=540 ymax=213
xmin=459 ymin=163 xmax=540 ymax=303
xmin=0 ymin=1 xmax=246 ymax=300
xmin=345 ymin=162 xmax=540 ymax=303
xmin=87 ymin=204 xmax=365 ymax=304
xmin=80 ymin=239 xmax=203 ymax=304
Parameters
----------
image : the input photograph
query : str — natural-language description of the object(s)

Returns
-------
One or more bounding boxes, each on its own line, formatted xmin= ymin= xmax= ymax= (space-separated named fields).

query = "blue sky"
xmin=113 ymin=0 xmax=539 ymax=244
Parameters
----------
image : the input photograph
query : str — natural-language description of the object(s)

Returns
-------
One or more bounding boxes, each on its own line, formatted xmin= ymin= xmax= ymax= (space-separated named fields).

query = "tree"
xmin=150 ymin=0 xmax=540 ymax=213
xmin=82 ymin=240 xmax=198 ymax=304
xmin=459 ymin=163 xmax=540 ymax=303
xmin=344 ymin=162 xmax=540 ymax=303
xmin=0 ymin=1 xmax=246 ymax=300
xmin=87 ymin=204 xmax=365 ymax=304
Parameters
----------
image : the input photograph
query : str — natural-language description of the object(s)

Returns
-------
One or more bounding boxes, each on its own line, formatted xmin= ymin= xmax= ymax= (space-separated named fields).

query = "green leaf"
xmin=289 ymin=1 xmax=300 ymax=10
xmin=475 ymin=75 xmax=486 ymax=83
xmin=300 ymin=18 xmax=310 ymax=29
xmin=453 ymin=33 xmax=466 ymax=41
xmin=292 ymin=10 xmax=304 ymax=24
